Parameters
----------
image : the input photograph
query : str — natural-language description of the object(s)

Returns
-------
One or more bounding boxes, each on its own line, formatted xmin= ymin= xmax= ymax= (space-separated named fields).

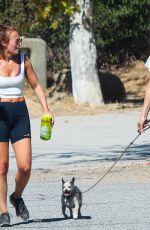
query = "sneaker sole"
xmin=18 ymin=215 xmax=29 ymax=221
xmin=0 ymin=222 xmax=10 ymax=227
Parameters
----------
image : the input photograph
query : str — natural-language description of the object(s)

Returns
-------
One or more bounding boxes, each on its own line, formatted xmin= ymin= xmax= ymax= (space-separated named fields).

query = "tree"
xmin=70 ymin=0 xmax=103 ymax=106
xmin=30 ymin=0 xmax=103 ymax=106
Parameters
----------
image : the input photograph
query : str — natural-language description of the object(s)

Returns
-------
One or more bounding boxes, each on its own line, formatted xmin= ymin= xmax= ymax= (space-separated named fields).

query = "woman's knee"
xmin=18 ymin=164 xmax=31 ymax=175
xmin=0 ymin=162 xmax=8 ymax=175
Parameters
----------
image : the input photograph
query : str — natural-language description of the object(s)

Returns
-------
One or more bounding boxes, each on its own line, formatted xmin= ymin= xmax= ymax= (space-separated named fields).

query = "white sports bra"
xmin=0 ymin=52 xmax=24 ymax=98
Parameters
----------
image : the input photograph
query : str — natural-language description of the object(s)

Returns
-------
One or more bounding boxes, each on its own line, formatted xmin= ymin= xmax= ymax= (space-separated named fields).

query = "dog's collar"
xmin=63 ymin=194 xmax=71 ymax=199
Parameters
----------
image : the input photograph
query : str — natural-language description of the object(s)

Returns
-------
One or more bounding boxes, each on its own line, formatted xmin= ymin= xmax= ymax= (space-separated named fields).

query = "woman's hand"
xmin=44 ymin=111 xmax=54 ymax=127
xmin=50 ymin=112 xmax=54 ymax=127
xmin=137 ymin=117 xmax=147 ymax=133
xmin=48 ymin=112 xmax=54 ymax=127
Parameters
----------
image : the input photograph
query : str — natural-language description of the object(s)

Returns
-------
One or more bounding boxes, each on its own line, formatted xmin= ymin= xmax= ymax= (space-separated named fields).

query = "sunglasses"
xmin=16 ymin=38 xmax=22 ymax=45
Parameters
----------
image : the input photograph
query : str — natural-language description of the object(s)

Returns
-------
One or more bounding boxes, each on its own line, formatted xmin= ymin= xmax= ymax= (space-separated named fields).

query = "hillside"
xmin=24 ymin=60 xmax=149 ymax=118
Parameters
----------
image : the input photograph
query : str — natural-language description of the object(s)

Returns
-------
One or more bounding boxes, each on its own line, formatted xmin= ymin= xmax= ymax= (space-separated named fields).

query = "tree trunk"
xmin=69 ymin=0 xmax=103 ymax=106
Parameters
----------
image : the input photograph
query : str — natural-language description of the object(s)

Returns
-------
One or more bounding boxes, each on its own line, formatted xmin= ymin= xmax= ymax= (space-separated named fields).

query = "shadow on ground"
xmin=31 ymin=143 xmax=150 ymax=166
xmin=11 ymin=216 xmax=91 ymax=227
xmin=57 ymin=143 xmax=150 ymax=164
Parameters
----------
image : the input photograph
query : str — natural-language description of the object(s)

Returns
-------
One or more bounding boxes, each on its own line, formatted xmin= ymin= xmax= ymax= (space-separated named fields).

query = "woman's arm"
xmin=24 ymin=55 xmax=54 ymax=125
xmin=137 ymin=74 xmax=150 ymax=131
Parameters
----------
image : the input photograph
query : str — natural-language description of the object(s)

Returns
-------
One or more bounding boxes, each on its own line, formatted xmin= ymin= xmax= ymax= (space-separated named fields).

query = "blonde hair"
xmin=0 ymin=24 xmax=18 ymax=58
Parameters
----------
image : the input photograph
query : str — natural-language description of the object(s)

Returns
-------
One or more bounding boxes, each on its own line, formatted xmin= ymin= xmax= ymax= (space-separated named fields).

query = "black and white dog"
xmin=61 ymin=177 xmax=82 ymax=219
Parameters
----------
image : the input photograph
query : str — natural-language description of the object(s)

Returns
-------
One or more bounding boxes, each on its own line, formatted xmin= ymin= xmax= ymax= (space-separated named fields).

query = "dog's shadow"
xmin=11 ymin=216 xmax=92 ymax=227
xmin=77 ymin=216 xmax=91 ymax=220
xmin=65 ymin=215 xmax=91 ymax=220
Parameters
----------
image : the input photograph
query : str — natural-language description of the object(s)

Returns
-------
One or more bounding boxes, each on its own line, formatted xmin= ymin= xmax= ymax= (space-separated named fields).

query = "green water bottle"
xmin=40 ymin=113 xmax=52 ymax=140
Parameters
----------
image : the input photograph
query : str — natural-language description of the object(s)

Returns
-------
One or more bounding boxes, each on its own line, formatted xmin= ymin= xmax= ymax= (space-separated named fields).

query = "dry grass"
xmin=24 ymin=60 xmax=148 ymax=118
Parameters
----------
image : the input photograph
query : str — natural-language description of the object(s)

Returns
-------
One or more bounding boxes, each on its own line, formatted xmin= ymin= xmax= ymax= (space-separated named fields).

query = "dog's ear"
xmin=71 ymin=177 xmax=75 ymax=185
xmin=62 ymin=178 xmax=65 ymax=184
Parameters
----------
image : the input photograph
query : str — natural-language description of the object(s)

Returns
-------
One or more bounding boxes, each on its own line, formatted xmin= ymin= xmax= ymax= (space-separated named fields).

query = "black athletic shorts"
xmin=0 ymin=101 xmax=31 ymax=144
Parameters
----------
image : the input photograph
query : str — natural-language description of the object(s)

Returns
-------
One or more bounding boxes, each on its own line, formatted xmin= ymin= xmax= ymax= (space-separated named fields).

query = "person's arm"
xmin=24 ymin=55 xmax=54 ymax=125
xmin=137 ymin=75 xmax=150 ymax=131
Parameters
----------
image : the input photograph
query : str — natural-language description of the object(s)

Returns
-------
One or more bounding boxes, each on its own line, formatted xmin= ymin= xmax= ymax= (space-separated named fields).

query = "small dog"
xmin=61 ymin=177 xmax=82 ymax=219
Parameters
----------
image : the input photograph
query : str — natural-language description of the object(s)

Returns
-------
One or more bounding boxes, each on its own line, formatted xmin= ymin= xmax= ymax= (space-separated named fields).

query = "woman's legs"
xmin=12 ymin=138 xmax=32 ymax=198
xmin=0 ymin=142 xmax=9 ymax=213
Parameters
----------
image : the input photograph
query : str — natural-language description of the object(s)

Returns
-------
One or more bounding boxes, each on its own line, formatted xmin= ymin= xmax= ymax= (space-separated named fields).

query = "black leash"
xmin=82 ymin=120 xmax=150 ymax=194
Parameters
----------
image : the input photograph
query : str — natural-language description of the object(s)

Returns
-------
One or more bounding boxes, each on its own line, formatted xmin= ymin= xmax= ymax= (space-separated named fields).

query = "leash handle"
xmin=138 ymin=119 xmax=150 ymax=134
xmin=144 ymin=119 xmax=150 ymax=125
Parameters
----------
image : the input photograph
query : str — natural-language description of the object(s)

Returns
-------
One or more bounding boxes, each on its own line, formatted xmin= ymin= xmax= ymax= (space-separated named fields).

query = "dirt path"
xmin=30 ymin=162 xmax=150 ymax=184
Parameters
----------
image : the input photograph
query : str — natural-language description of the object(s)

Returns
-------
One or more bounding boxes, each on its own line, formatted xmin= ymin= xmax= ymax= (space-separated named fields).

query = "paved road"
xmin=7 ymin=111 xmax=150 ymax=229
xmin=9 ymin=111 xmax=150 ymax=170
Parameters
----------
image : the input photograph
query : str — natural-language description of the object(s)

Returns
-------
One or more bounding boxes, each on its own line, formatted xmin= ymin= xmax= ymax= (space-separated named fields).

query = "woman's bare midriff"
xmin=0 ymin=96 xmax=25 ymax=103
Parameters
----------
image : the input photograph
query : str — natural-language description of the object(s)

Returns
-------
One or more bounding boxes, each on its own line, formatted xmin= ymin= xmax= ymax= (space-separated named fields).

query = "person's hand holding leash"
xmin=137 ymin=117 xmax=147 ymax=133
xmin=137 ymin=118 xmax=150 ymax=133
xmin=137 ymin=59 xmax=150 ymax=133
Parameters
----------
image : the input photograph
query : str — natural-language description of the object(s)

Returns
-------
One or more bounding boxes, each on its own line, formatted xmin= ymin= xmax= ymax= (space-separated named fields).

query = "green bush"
xmin=93 ymin=0 xmax=150 ymax=65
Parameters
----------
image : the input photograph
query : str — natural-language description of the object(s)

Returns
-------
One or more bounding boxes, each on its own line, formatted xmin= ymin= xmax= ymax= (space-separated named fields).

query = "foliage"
xmin=0 ymin=0 xmax=149 ymax=73
xmin=0 ymin=0 xmax=72 ymax=74
xmin=93 ymin=0 xmax=150 ymax=66
xmin=32 ymin=0 xmax=79 ymax=30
